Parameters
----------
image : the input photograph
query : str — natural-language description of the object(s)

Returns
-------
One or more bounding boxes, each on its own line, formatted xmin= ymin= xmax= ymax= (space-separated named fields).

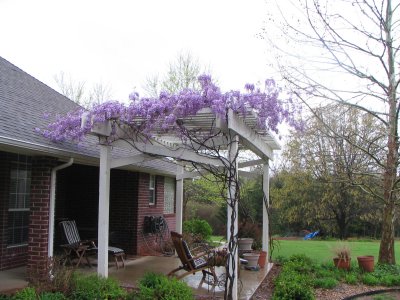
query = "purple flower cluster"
xmin=41 ymin=76 xmax=302 ymax=142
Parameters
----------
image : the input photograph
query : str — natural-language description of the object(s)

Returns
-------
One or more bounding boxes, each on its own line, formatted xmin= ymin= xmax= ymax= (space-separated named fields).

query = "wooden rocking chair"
xmin=168 ymin=231 xmax=218 ymax=284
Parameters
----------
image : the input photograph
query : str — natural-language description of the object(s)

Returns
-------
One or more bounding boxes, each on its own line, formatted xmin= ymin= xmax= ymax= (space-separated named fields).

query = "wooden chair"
xmin=59 ymin=220 xmax=125 ymax=269
xmin=59 ymin=220 xmax=96 ymax=267
xmin=168 ymin=231 xmax=217 ymax=284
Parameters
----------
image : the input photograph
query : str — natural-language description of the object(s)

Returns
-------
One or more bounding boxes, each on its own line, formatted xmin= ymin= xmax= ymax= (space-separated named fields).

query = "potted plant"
xmin=332 ymin=243 xmax=351 ymax=270
xmin=238 ymin=222 xmax=260 ymax=252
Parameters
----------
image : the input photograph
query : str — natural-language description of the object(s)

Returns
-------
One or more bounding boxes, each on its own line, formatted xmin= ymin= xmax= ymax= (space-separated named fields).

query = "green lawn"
xmin=271 ymin=239 xmax=400 ymax=264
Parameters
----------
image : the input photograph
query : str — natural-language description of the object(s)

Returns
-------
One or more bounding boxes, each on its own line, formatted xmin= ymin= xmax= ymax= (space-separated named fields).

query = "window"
xmin=164 ymin=177 xmax=175 ymax=214
xmin=8 ymin=155 xmax=31 ymax=246
xmin=149 ymin=174 xmax=156 ymax=205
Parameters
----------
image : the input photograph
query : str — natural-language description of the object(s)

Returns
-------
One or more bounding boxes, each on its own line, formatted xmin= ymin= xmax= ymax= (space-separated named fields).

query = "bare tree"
xmin=143 ymin=51 xmax=210 ymax=97
xmin=54 ymin=71 xmax=86 ymax=105
xmin=264 ymin=0 xmax=399 ymax=263
xmin=54 ymin=71 xmax=112 ymax=108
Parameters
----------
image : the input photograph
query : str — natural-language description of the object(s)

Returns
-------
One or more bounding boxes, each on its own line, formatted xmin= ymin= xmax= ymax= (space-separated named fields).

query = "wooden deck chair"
xmin=168 ymin=231 xmax=217 ymax=284
xmin=59 ymin=220 xmax=125 ymax=269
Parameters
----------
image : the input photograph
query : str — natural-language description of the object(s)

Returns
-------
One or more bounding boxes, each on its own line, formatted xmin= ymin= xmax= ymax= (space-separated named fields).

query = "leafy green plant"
xmin=344 ymin=273 xmax=358 ymax=284
xmin=361 ymin=273 xmax=380 ymax=286
xmin=183 ymin=219 xmax=212 ymax=241
xmin=379 ymin=274 xmax=400 ymax=286
xmin=313 ymin=277 xmax=338 ymax=289
xmin=71 ymin=274 xmax=126 ymax=300
xmin=38 ymin=292 xmax=66 ymax=300
xmin=272 ymin=255 xmax=316 ymax=299
xmin=12 ymin=287 xmax=37 ymax=300
xmin=273 ymin=270 xmax=315 ymax=300
xmin=135 ymin=272 xmax=193 ymax=300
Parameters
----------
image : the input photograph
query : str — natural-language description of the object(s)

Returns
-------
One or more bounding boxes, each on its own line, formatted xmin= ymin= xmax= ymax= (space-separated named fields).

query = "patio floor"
xmin=0 ymin=255 xmax=272 ymax=299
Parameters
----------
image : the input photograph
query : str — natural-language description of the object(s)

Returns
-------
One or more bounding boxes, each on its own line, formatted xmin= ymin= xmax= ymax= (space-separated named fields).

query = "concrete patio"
xmin=0 ymin=255 xmax=271 ymax=299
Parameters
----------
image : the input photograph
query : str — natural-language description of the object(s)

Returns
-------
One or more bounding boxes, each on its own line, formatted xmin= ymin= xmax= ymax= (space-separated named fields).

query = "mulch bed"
xmin=250 ymin=264 xmax=395 ymax=300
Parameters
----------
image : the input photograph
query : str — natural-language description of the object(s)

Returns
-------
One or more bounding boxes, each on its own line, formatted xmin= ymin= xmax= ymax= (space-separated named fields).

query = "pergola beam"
xmin=133 ymin=142 xmax=226 ymax=167
xmin=238 ymin=159 xmax=263 ymax=168
xmin=227 ymin=110 xmax=274 ymax=161
xmin=110 ymin=153 xmax=155 ymax=169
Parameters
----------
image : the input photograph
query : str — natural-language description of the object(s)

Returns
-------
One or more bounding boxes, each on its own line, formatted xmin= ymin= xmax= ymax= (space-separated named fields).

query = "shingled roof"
xmin=0 ymin=56 xmax=177 ymax=175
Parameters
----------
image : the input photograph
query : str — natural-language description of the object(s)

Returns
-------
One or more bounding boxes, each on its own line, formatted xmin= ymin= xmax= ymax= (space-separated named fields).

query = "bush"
xmin=183 ymin=219 xmax=212 ymax=241
xmin=71 ymin=274 xmax=126 ymax=300
xmin=361 ymin=273 xmax=380 ymax=286
xmin=380 ymin=274 xmax=400 ymax=286
xmin=313 ymin=277 xmax=338 ymax=289
xmin=344 ymin=273 xmax=358 ymax=285
xmin=135 ymin=272 xmax=193 ymax=300
xmin=13 ymin=287 xmax=37 ymax=300
xmin=38 ymin=292 xmax=66 ymax=300
xmin=273 ymin=270 xmax=315 ymax=300
xmin=272 ymin=255 xmax=316 ymax=300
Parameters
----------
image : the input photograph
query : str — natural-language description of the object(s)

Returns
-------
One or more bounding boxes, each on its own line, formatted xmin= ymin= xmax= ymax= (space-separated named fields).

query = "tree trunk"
xmin=379 ymin=199 xmax=396 ymax=264
xmin=379 ymin=0 xmax=398 ymax=265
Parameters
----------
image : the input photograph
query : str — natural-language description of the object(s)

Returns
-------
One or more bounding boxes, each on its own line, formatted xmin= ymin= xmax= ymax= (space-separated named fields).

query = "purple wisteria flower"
xmin=39 ymin=75 xmax=302 ymax=143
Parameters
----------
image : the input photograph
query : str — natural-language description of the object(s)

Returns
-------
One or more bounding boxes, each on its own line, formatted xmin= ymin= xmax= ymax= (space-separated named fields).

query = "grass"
xmin=271 ymin=239 xmax=400 ymax=264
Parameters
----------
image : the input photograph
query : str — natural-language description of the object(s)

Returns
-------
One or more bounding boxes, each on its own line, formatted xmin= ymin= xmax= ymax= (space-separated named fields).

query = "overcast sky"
xmin=0 ymin=0 xmax=272 ymax=101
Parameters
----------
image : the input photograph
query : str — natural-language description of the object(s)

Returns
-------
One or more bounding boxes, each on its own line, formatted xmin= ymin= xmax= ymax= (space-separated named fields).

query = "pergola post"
xmin=175 ymin=164 xmax=184 ymax=234
xmin=98 ymin=144 xmax=111 ymax=277
xmin=262 ymin=161 xmax=269 ymax=254
xmin=227 ymin=134 xmax=239 ymax=300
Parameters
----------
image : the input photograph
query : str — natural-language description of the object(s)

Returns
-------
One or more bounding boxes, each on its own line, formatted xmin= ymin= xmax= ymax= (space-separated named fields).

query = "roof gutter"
xmin=48 ymin=158 xmax=74 ymax=258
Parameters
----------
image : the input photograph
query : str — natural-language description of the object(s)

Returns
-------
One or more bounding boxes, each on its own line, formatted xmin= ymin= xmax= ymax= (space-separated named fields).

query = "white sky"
xmin=0 ymin=0 xmax=272 ymax=101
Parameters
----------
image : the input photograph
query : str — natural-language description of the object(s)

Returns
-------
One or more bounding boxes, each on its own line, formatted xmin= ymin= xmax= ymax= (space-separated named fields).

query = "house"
xmin=0 ymin=56 xmax=179 ymax=276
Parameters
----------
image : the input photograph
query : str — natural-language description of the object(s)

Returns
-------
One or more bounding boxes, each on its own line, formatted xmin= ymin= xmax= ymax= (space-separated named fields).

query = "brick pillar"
xmin=27 ymin=156 xmax=57 ymax=280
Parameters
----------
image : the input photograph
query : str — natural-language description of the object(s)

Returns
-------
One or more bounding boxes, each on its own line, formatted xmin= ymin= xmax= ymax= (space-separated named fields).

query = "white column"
xmin=262 ymin=161 xmax=269 ymax=254
xmin=98 ymin=144 xmax=111 ymax=277
xmin=175 ymin=164 xmax=184 ymax=234
xmin=227 ymin=134 xmax=239 ymax=300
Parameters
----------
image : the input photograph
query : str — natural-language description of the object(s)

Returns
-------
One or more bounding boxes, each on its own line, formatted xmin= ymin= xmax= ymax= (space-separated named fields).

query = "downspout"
xmin=48 ymin=158 xmax=74 ymax=258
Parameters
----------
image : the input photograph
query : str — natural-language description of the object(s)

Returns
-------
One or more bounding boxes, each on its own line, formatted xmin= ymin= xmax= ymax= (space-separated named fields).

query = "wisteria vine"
xmin=38 ymin=75 xmax=302 ymax=142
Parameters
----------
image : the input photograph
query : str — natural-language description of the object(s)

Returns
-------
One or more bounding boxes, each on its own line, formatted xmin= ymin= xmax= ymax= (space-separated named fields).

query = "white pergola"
xmin=90 ymin=108 xmax=280 ymax=300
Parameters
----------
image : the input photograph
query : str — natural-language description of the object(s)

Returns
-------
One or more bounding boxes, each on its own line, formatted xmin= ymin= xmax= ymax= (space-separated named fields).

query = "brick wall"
xmin=136 ymin=174 xmax=176 ymax=256
xmin=0 ymin=152 xmax=29 ymax=270
xmin=26 ymin=156 xmax=58 ymax=278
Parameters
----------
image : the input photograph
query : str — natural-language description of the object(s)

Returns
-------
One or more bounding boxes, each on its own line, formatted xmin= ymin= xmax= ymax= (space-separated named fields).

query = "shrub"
xmin=313 ymin=277 xmax=338 ymax=289
xmin=273 ymin=270 xmax=315 ymax=300
xmin=135 ymin=272 xmax=193 ymax=300
xmin=183 ymin=219 xmax=212 ymax=241
xmin=361 ymin=273 xmax=379 ymax=286
xmin=71 ymin=274 xmax=126 ymax=300
xmin=344 ymin=273 xmax=358 ymax=285
xmin=13 ymin=287 xmax=37 ymax=300
xmin=380 ymin=274 xmax=400 ymax=286
xmin=38 ymin=292 xmax=66 ymax=300
xmin=28 ymin=257 xmax=74 ymax=295
xmin=272 ymin=256 xmax=315 ymax=300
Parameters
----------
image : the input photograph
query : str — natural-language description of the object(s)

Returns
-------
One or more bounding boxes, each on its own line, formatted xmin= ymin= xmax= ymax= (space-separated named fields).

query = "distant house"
xmin=0 ymin=56 xmax=178 ymax=274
